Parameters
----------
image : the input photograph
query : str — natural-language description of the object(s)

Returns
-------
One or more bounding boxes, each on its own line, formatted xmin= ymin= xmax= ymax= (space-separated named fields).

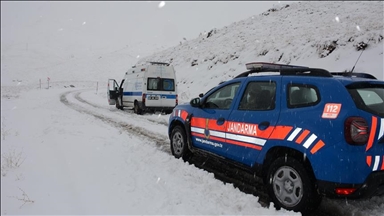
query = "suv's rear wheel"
xmin=170 ymin=125 xmax=191 ymax=160
xmin=266 ymin=157 xmax=321 ymax=213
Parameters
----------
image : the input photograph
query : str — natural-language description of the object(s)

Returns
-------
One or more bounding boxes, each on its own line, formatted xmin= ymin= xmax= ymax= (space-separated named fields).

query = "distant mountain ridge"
xmin=1 ymin=1 xmax=382 ymax=97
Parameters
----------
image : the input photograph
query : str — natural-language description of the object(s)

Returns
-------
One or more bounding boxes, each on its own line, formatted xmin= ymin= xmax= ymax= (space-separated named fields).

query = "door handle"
xmin=258 ymin=121 xmax=270 ymax=130
xmin=217 ymin=117 xmax=225 ymax=126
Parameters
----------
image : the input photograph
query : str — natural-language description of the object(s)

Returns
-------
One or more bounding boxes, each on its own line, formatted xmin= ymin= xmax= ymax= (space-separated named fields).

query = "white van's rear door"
xmin=146 ymin=77 xmax=161 ymax=107
xmin=161 ymin=78 xmax=177 ymax=108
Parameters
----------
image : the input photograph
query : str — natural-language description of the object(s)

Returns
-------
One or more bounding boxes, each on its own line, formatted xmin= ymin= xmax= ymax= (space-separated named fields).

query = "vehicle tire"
xmin=134 ymin=102 xmax=142 ymax=115
xmin=266 ymin=157 xmax=322 ymax=213
xmin=164 ymin=110 xmax=173 ymax=115
xmin=170 ymin=125 xmax=192 ymax=161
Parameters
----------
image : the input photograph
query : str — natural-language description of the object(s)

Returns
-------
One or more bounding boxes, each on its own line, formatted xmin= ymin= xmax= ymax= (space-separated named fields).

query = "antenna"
xmin=351 ymin=39 xmax=370 ymax=73
xmin=351 ymin=49 xmax=365 ymax=73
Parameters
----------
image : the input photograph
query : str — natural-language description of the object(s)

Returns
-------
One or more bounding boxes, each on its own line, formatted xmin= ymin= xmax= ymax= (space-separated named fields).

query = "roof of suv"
xmin=237 ymin=62 xmax=379 ymax=81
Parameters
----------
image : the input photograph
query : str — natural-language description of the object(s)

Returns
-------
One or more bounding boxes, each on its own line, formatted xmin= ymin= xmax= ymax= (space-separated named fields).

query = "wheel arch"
xmin=169 ymin=119 xmax=186 ymax=139
xmin=261 ymin=146 xmax=316 ymax=183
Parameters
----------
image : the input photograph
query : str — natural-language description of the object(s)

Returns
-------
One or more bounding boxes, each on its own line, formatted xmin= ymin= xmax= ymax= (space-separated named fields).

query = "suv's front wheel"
xmin=266 ymin=157 xmax=322 ymax=213
xmin=170 ymin=125 xmax=191 ymax=161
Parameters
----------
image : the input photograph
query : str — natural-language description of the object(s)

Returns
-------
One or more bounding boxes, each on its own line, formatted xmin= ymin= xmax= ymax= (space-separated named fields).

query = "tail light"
xmin=142 ymin=93 xmax=146 ymax=105
xmin=176 ymin=94 xmax=178 ymax=106
xmin=344 ymin=117 xmax=369 ymax=145
xmin=335 ymin=188 xmax=356 ymax=195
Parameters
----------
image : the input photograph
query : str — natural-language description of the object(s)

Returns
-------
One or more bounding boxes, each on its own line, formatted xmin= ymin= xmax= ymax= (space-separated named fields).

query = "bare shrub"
xmin=1 ymin=117 xmax=9 ymax=140
xmin=2 ymin=150 xmax=26 ymax=170
xmin=354 ymin=41 xmax=368 ymax=51
xmin=9 ymin=187 xmax=35 ymax=209
xmin=317 ymin=40 xmax=338 ymax=58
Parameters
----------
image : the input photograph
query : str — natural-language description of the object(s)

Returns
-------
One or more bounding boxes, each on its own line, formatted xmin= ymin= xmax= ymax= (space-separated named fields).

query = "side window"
xmin=288 ymin=84 xmax=320 ymax=108
xmin=218 ymin=86 xmax=231 ymax=98
xmin=238 ymin=81 xmax=276 ymax=111
xmin=204 ymin=83 xmax=240 ymax=109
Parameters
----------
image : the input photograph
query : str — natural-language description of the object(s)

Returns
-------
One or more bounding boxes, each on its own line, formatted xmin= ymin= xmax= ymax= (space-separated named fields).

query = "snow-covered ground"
xmin=1 ymin=1 xmax=383 ymax=215
xmin=0 ymin=84 xmax=297 ymax=215
xmin=1 ymin=84 xmax=383 ymax=215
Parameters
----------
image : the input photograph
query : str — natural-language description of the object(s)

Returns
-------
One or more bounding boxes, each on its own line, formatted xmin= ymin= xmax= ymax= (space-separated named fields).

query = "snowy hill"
xmin=137 ymin=1 xmax=383 ymax=101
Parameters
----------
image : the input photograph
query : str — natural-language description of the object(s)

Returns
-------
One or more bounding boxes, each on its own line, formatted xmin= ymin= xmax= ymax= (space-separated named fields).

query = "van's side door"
xmin=122 ymin=71 xmax=144 ymax=109
xmin=225 ymin=76 xmax=281 ymax=166
xmin=107 ymin=79 xmax=119 ymax=105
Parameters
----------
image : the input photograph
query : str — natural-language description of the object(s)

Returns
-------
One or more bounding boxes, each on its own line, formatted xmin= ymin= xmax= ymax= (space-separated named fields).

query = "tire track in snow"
xmin=59 ymin=90 xmax=273 ymax=202
xmin=73 ymin=90 xmax=168 ymax=127
xmin=60 ymin=90 xmax=171 ymax=154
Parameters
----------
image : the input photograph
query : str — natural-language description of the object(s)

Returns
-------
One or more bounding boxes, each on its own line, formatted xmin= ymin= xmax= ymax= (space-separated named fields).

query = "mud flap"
xmin=184 ymin=113 xmax=196 ymax=153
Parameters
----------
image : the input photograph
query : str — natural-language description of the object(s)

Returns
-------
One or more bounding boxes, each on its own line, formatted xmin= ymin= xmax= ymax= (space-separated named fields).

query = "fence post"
xmin=96 ymin=82 xmax=98 ymax=94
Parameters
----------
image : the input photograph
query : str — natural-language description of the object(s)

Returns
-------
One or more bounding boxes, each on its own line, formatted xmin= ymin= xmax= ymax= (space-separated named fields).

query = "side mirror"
xmin=190 ymin=97 xmax=201 ymax=108
xmin=199 ymin=93 xmax=204 ymax=98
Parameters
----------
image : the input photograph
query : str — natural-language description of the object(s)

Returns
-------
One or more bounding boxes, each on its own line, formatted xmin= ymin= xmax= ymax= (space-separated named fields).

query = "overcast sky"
xmin=1 ymin=1 xmax=287 ymax=52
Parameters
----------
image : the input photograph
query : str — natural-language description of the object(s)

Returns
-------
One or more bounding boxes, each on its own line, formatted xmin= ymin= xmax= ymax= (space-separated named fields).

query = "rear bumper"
xmin=317 ymin=171 xmax=384 ymax=199
xmin=142 ymin=105 xmax=175 ymax=112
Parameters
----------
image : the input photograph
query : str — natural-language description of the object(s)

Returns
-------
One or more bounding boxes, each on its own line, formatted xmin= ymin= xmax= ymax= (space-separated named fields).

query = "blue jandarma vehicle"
xmin=168 ymin=62 xmax=384 ymax=213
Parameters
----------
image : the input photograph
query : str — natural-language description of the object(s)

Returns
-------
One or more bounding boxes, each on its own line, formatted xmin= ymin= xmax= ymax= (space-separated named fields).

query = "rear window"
xmin=162 ymin=79 xmax=175 ymax=91
xmin=147 ymin=78 xmax=175 ymax=91
xmin=347 ymin=83 xmax=384 ymax=117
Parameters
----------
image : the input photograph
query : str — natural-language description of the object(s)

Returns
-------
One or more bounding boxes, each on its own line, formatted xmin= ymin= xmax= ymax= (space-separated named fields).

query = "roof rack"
xmin=235 ymin=62 xmax=332 ymax=78
xmin=331 ymin=72 xmax=377 ymax=80
xmin=246 ymin=62 xmax=309 ymax=71
xmin=132 ymin=61 xmax=170 ymax=68
xmin=148 ymin=61 xmax=170 ymax=66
